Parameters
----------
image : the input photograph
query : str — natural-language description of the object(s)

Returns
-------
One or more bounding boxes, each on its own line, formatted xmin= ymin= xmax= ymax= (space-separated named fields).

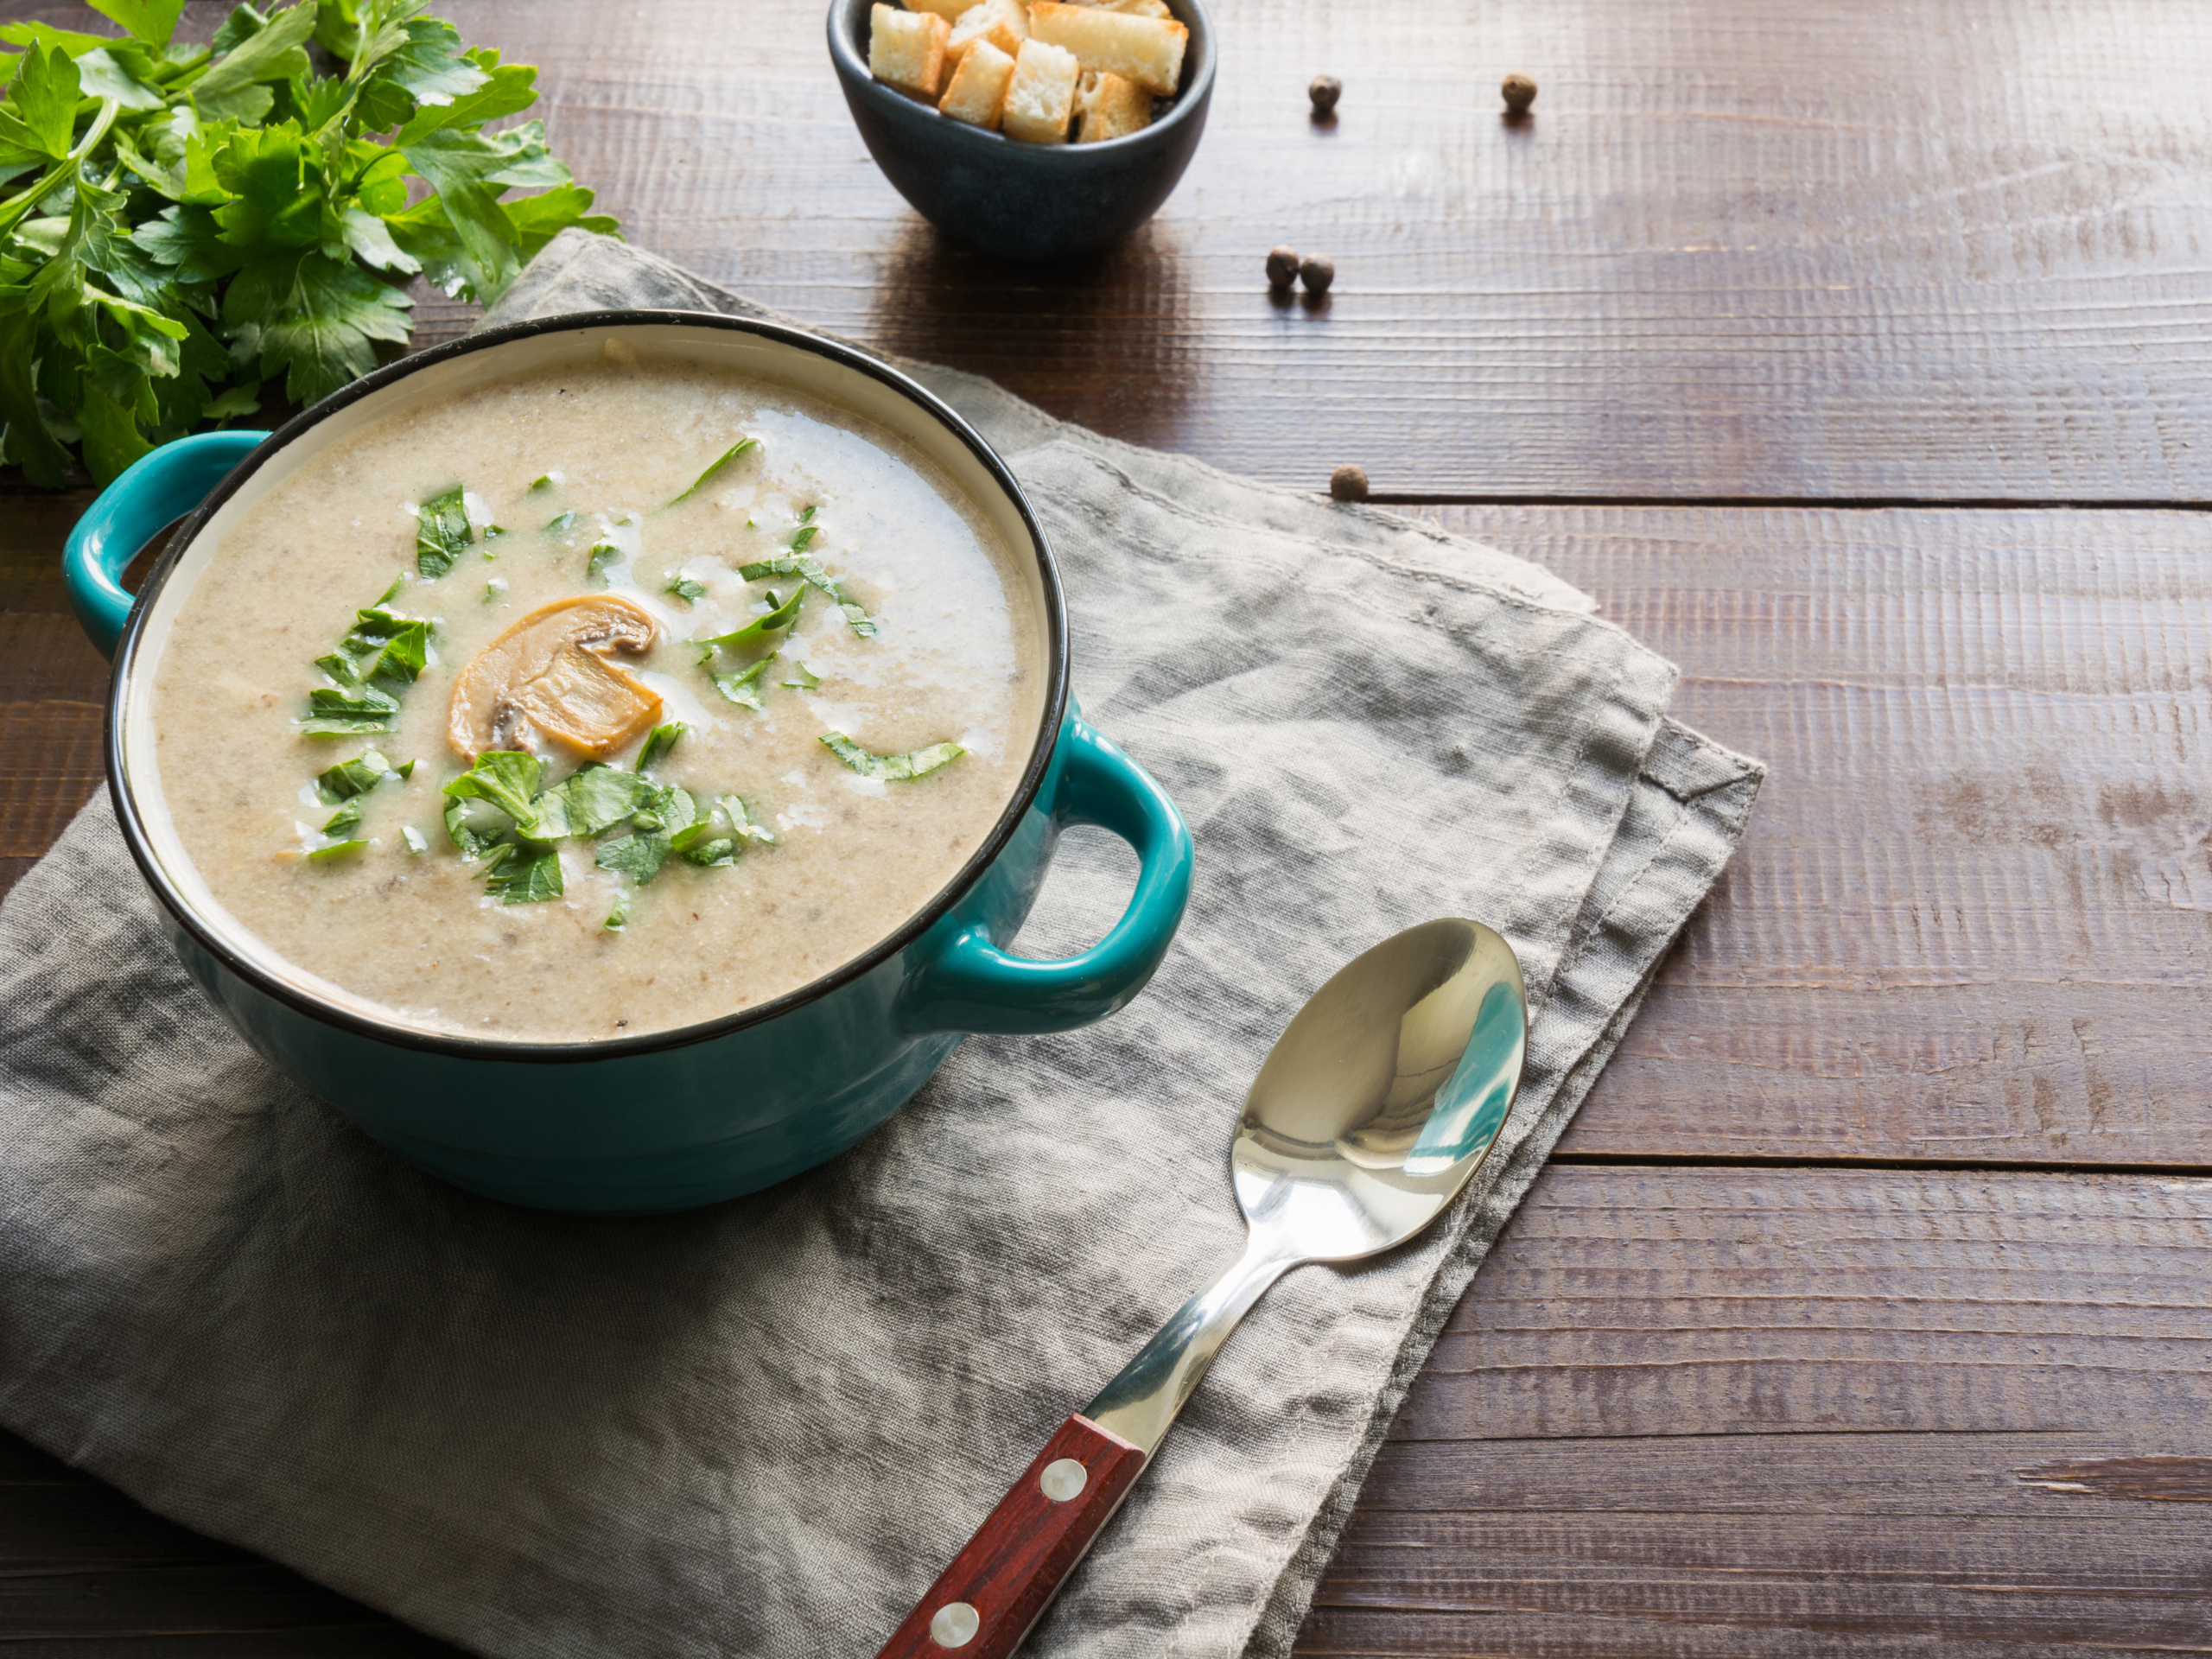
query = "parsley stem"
xmin=0 ymin=98 xmax=119 ymax=239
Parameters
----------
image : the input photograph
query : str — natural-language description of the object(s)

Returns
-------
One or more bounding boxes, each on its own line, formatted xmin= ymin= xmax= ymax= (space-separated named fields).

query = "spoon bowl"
xmin=1235 ymin=918 xmax=1529 ymax=1261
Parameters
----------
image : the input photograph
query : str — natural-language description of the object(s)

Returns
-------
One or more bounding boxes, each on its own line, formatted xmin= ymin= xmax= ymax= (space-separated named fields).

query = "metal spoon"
xmin=876 ymin=918 xmax=1528 ymax=1659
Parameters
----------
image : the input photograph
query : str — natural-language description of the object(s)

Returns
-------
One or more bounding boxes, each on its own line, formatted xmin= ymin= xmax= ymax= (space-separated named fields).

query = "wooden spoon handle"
xmin=875 ymin=1414 xmax=1148 ymax=1658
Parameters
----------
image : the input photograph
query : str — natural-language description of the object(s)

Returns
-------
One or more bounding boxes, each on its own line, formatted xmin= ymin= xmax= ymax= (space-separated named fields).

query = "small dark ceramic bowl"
xmin=827 ymin=0 xmax=1214 ymax=261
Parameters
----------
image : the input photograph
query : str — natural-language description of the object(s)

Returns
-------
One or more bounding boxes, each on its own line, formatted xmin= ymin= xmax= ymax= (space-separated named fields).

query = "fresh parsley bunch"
xmin=0 ymin=0 xmax=617 ymax=487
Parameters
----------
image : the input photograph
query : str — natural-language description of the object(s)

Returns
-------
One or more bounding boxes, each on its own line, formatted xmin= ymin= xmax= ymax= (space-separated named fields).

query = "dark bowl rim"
xmin=826 ymin=0 xmax=1217 ymax=159
xmin=105 ymin=307 xmax=1073 ymax=1065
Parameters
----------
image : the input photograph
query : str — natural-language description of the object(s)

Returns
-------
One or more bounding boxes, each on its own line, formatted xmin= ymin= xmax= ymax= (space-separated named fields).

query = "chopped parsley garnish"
xmin=529 ymin=474 xmax=556 ymax=492
xmin=789 ymin=524 xmax=819 ymax=554
xmin=416 ymin=484 xmax=474 ymax=579
xmin=539 ymin=763 xmax=656 ymax=836
xmin=594 ymin=830 xmax=669 ymax=885
xmin=665 ymin=577 xmax=708 ymax=603
xmin=442 ymin=751 xmax=558 ymax=841
xmin=719 ymin=793 xmax=777 ymax=846
xmin=710 ymin=653 xmax=776 ymax=711
xmin=426 ymin=748 xmax=772 ymax=900
xmin=736 ymin=556 xmax=877 ymax=637
xmin=586 ymin=542 xmax=623 ymax=583
xmin=639 ymin=723 xmax=686 ymax=771
xmin=322 ymin=798 xmax=365 ymax=836
xmin=699 ymin=585 xmax=804 ymax=653
xmin=402 ymin=827 xmax=429 ymax=855
xmin=604 ymin=893 xmax=631 ymax=931
xmin=820 ymin=733 xmax=966 ymax=781
xmin=485 ymin=849 xmax=564 ymax=905
xmin=442 ymin=796 xmax=503 ymax=860
xmin=781 ymin=660 xmax=823 ymax=690
xmin=486 ymin=579 xmax=508 ymax=603
xmin=546 ymin=511 xmax=581 ymax=534
xmin=670 ymin=436 xmax=760 ymax=506
xmin=316 ymin=751 xmax=394 ymax=802
xmin=306 ymin=837 xmax=367 ymax=862
xmin=301 ymin=683 xmax=402 ymax=738
xmin=317 ymin=607 xmax=430 ymax=694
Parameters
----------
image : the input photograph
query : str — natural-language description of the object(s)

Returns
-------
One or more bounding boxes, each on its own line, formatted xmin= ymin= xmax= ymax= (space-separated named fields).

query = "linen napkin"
xmin=0 ymin=231 xmax=1762 ymax=1658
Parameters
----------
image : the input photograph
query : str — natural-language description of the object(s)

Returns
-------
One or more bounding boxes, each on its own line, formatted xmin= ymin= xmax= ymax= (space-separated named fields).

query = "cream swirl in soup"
xmin=144 ymin=346 xmax=1046 ymax=1041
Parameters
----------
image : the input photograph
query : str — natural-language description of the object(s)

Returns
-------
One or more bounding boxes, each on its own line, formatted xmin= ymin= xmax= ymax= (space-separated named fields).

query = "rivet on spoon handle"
xmin=874 ymin=1415 xmax=1147 ymax=1658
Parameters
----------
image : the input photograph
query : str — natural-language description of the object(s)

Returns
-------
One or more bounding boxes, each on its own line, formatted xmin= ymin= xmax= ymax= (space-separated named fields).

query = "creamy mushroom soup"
xmin=143 ymin=344 xmax=1047 ymax=1041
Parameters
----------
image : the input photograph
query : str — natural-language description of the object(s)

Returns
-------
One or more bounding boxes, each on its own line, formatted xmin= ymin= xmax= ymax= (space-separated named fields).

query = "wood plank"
xmin=10 ymin=0 xmax=2212 ymax=499
xmin=1425 ymin=504 xmax=2212 ymax=1168
xmin=1299 ymin=1164 xmax=2212 ymax=1656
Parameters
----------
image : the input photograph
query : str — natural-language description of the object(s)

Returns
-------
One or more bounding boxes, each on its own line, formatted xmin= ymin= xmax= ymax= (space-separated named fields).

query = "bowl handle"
xmin=902 ymin=715 xmax=1193 ymax=1036
xmin=64 ymin=429 xmax=270 ymax=658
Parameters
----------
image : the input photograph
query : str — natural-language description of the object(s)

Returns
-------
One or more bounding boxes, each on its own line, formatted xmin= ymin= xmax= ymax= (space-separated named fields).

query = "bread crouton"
xmin=869 ymin=3 xmax=950 ymax=99
xmin=1075 ymin=69 xmax=1152 ymax=141
xmin=905 ymin=0 xmax=983 ymax=17
xmin=946 ymin=0 xmax=1027 ymax=72
xmin=1026 ymin=1 xmax=1186 ymax=95
xmin=1001 ymin=39 xmax=1081 ymax=144
xmin=939 ymin=37 xmax=1017 ymax=130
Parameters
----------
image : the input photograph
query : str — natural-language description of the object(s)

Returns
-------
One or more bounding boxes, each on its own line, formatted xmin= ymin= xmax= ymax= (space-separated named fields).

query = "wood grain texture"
xmin=1307 ymin=1165 xmax=2212 ymax=1656
xmin=1427 ymin=505 xmax=2212 ymax=1168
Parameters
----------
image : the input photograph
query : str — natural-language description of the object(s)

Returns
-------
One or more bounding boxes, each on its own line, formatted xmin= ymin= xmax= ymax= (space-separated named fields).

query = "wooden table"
xmin=5 ymin=1 xmax=2210 ymax=1652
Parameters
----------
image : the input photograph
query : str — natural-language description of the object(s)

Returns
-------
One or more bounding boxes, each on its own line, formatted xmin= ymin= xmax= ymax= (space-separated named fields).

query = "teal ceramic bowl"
xmin=64 ymin=311 xmax=1193 ymax=1215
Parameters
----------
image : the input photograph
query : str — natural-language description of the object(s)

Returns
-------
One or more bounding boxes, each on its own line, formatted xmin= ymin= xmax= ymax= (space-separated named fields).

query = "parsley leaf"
xmin=603 ymin=890 xmax=629 ymax=930
xmin=543 ymin=509 xmax=579 ymax=533
xmin=585 ymin=539 xmax=620 ymax=582
xmin=594 ymin=827 xmax=669 ymax=884
xmin=484 ymin=846 xmax=562 ymax=904
xmin=320 ymin=604 xmax=428 ymax=690
xmin=709 ymin=652 xmax=775 ymax=711
xmin=316 ymin=747 xmax=393 ymax=801
xmin=819 ymin=732 xmax=966 ymax=781
xmin=669 ymin=435 xmax=757 ymax=505
xmin=638 ymin=721 xmax=684 ymax=771
xmin=415 ymin=481 xmax=473 ymax=576
xmin=442 ymin=793 xmax=500 ymax=858
xmin=538 ymin=761 xmax=653 ymax=836
xmin=664 ymin=575 xmax=706 ymax=603
xmin=698 ymin=583 xmax=803 ymax=653
xmin=736 ymin=555 xmax=877 ymax=636
xmin=300 ymin=682 xmax=400 ymax=736
xmin=780 ymin=659 xmax=821 ymax=690
xmin=441 ymin=748 xmax=556 ymax=839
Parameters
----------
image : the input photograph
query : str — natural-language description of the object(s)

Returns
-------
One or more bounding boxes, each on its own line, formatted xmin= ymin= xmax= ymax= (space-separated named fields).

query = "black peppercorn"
xmin=1308 ymin=75 xmax=1341 ymax=118
xmin=1330 ymin=464 xmax=1369 ymax=501
xmin=1299 ymin=255 xmax=1334 ymax=296
xmin=1502 ymin=73 xmax=1536 ymax=116
xmin=1266 ymin=245 xmax=1300 ymax=289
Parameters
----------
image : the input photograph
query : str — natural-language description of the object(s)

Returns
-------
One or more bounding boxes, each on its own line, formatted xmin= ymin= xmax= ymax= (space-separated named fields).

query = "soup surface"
xmin=145 ymin=342 xmax=1046 ymax=1041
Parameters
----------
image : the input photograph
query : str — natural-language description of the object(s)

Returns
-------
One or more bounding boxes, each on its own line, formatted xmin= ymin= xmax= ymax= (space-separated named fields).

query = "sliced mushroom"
xmin=448 ymin=595 xmax=664 ymax=762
